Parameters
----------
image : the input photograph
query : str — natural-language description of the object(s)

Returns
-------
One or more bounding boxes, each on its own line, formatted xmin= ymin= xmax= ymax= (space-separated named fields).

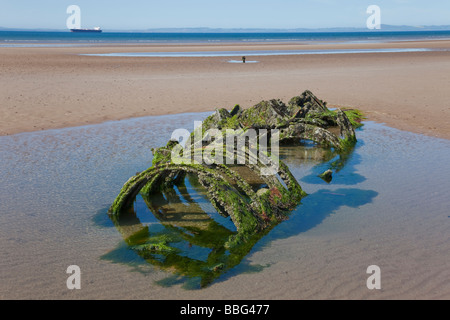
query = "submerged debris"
xmin=109 ymin=90 xmax=362 ymax=249
xmin=319 ymin=169 xmax=333 ymax=183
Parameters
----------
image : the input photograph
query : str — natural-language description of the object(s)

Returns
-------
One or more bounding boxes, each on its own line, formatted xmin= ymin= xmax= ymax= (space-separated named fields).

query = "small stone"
xmin=318 ymin=169 xmax=333 ymax=183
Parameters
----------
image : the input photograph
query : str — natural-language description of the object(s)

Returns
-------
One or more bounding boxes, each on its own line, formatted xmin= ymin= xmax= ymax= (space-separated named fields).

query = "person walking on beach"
xmin=242 ymin=56 xmax=246 ymax=63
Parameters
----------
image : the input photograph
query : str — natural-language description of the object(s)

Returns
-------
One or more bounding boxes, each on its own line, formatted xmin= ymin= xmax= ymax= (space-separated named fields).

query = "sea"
xmin=2 ymin=30 xmax=450 ymax=46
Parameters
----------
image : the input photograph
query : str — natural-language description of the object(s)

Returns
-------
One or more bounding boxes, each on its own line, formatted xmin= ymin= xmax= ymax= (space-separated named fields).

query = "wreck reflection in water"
xmin=105 ymin=140 xmax=376 ymax=289
xmin=108 ymin=174 xmax=277 ymax=289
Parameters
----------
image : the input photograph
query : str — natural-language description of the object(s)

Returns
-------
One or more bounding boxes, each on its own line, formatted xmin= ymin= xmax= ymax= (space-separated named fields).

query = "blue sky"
xmin=0 ymin=0 xmax=449 ymax=30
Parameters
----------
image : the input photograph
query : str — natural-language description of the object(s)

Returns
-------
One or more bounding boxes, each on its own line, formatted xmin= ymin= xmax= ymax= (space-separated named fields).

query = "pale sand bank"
xmin=1 ymin=40 xmax=450 ymax=139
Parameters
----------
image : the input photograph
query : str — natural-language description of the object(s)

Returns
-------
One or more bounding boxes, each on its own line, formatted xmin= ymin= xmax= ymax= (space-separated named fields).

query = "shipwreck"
xmin=108 ymin=90 xmax=362 ymax=250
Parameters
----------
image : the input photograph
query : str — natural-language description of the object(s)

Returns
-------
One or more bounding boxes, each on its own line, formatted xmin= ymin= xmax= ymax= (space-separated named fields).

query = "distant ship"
xmin=70 ymin=27 xmax=102 ymax=33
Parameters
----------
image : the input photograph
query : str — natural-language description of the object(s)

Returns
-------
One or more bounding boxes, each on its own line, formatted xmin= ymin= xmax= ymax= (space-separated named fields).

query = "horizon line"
xmin=2 ymin=24 xmax=450 ymax=33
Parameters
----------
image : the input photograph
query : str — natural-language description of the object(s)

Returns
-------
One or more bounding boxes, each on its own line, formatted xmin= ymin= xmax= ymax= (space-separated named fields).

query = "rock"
xmin=318 ymin=169 xmax=333 ymax=183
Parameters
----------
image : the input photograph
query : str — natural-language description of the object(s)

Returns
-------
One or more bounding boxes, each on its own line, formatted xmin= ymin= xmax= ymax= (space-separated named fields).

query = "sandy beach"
xmin=1 ymin=40 xmax=450 ymax=139
xmin=1 ymin=38 xmax=450 ymax=300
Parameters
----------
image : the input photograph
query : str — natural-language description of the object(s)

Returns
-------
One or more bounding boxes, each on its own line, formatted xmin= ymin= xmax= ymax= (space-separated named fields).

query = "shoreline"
xmin=1 ymin=39 xmax=449 ymax=139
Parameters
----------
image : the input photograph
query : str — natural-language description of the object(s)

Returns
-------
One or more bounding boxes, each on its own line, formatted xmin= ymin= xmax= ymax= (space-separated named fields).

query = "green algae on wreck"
xmin=106 ymin=176 xmax=286 ymax=289
xmin=107 ymin=90 xmax=363 ymax=287
xmin=109 ymin=90 xmax=362 ymax=243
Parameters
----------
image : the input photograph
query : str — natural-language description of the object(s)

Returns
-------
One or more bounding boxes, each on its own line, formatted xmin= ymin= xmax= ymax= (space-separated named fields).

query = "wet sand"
xmin=1 ymin=40 xmax=450 ymax=139
xmin=1 ymin=115 xmax=449 ymax=300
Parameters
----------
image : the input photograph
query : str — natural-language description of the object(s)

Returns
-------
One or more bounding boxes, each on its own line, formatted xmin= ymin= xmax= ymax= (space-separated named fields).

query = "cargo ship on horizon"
xmin=70 ymin=27 xmax=102 ymax=33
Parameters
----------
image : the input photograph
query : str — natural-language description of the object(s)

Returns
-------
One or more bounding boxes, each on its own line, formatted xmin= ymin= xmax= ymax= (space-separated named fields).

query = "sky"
xmin=0 ymin=0 xmax=449 ymax=30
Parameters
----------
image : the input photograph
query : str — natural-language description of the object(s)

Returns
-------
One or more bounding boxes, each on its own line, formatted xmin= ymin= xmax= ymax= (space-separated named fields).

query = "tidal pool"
xmin=0 ymin=112 xmax=449 ymax=299
xmin=81 ymin=48 xmax=433 ymax=58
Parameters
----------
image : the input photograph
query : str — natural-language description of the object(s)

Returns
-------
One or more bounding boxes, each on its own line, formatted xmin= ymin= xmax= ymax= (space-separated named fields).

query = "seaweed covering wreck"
xmin=107 ymin=90 xmax=363 ymax=287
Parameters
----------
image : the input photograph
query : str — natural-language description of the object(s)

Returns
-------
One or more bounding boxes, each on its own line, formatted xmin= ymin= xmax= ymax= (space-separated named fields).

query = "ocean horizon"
xmin=2 ymin=30 xmax=450 ymax=46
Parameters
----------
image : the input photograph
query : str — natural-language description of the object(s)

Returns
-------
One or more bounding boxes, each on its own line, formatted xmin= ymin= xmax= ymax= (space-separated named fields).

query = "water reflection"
xmin=102 ymin=136 xmax=377 ymax=289
xmin=299 ymin=140 xmax=366 ymax=185
xmin=105 ymin=176 xmax=277 ymax=289
xmin=263 ymin=188 xmax=378 ymax=241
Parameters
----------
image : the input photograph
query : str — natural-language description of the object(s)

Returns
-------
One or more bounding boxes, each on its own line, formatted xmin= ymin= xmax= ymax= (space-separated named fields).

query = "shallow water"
xmin=228 ymin=60 xmax=259 ymax=63
xmin=0 ymin=113 xmax=449 ymax=299
xmin=82 ymin=48 xmax=433 ymax=58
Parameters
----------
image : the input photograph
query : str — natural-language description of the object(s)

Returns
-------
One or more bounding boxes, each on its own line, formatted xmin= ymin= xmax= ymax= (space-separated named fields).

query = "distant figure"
xmin=242 ymin=56 xmax=246 ymax=63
